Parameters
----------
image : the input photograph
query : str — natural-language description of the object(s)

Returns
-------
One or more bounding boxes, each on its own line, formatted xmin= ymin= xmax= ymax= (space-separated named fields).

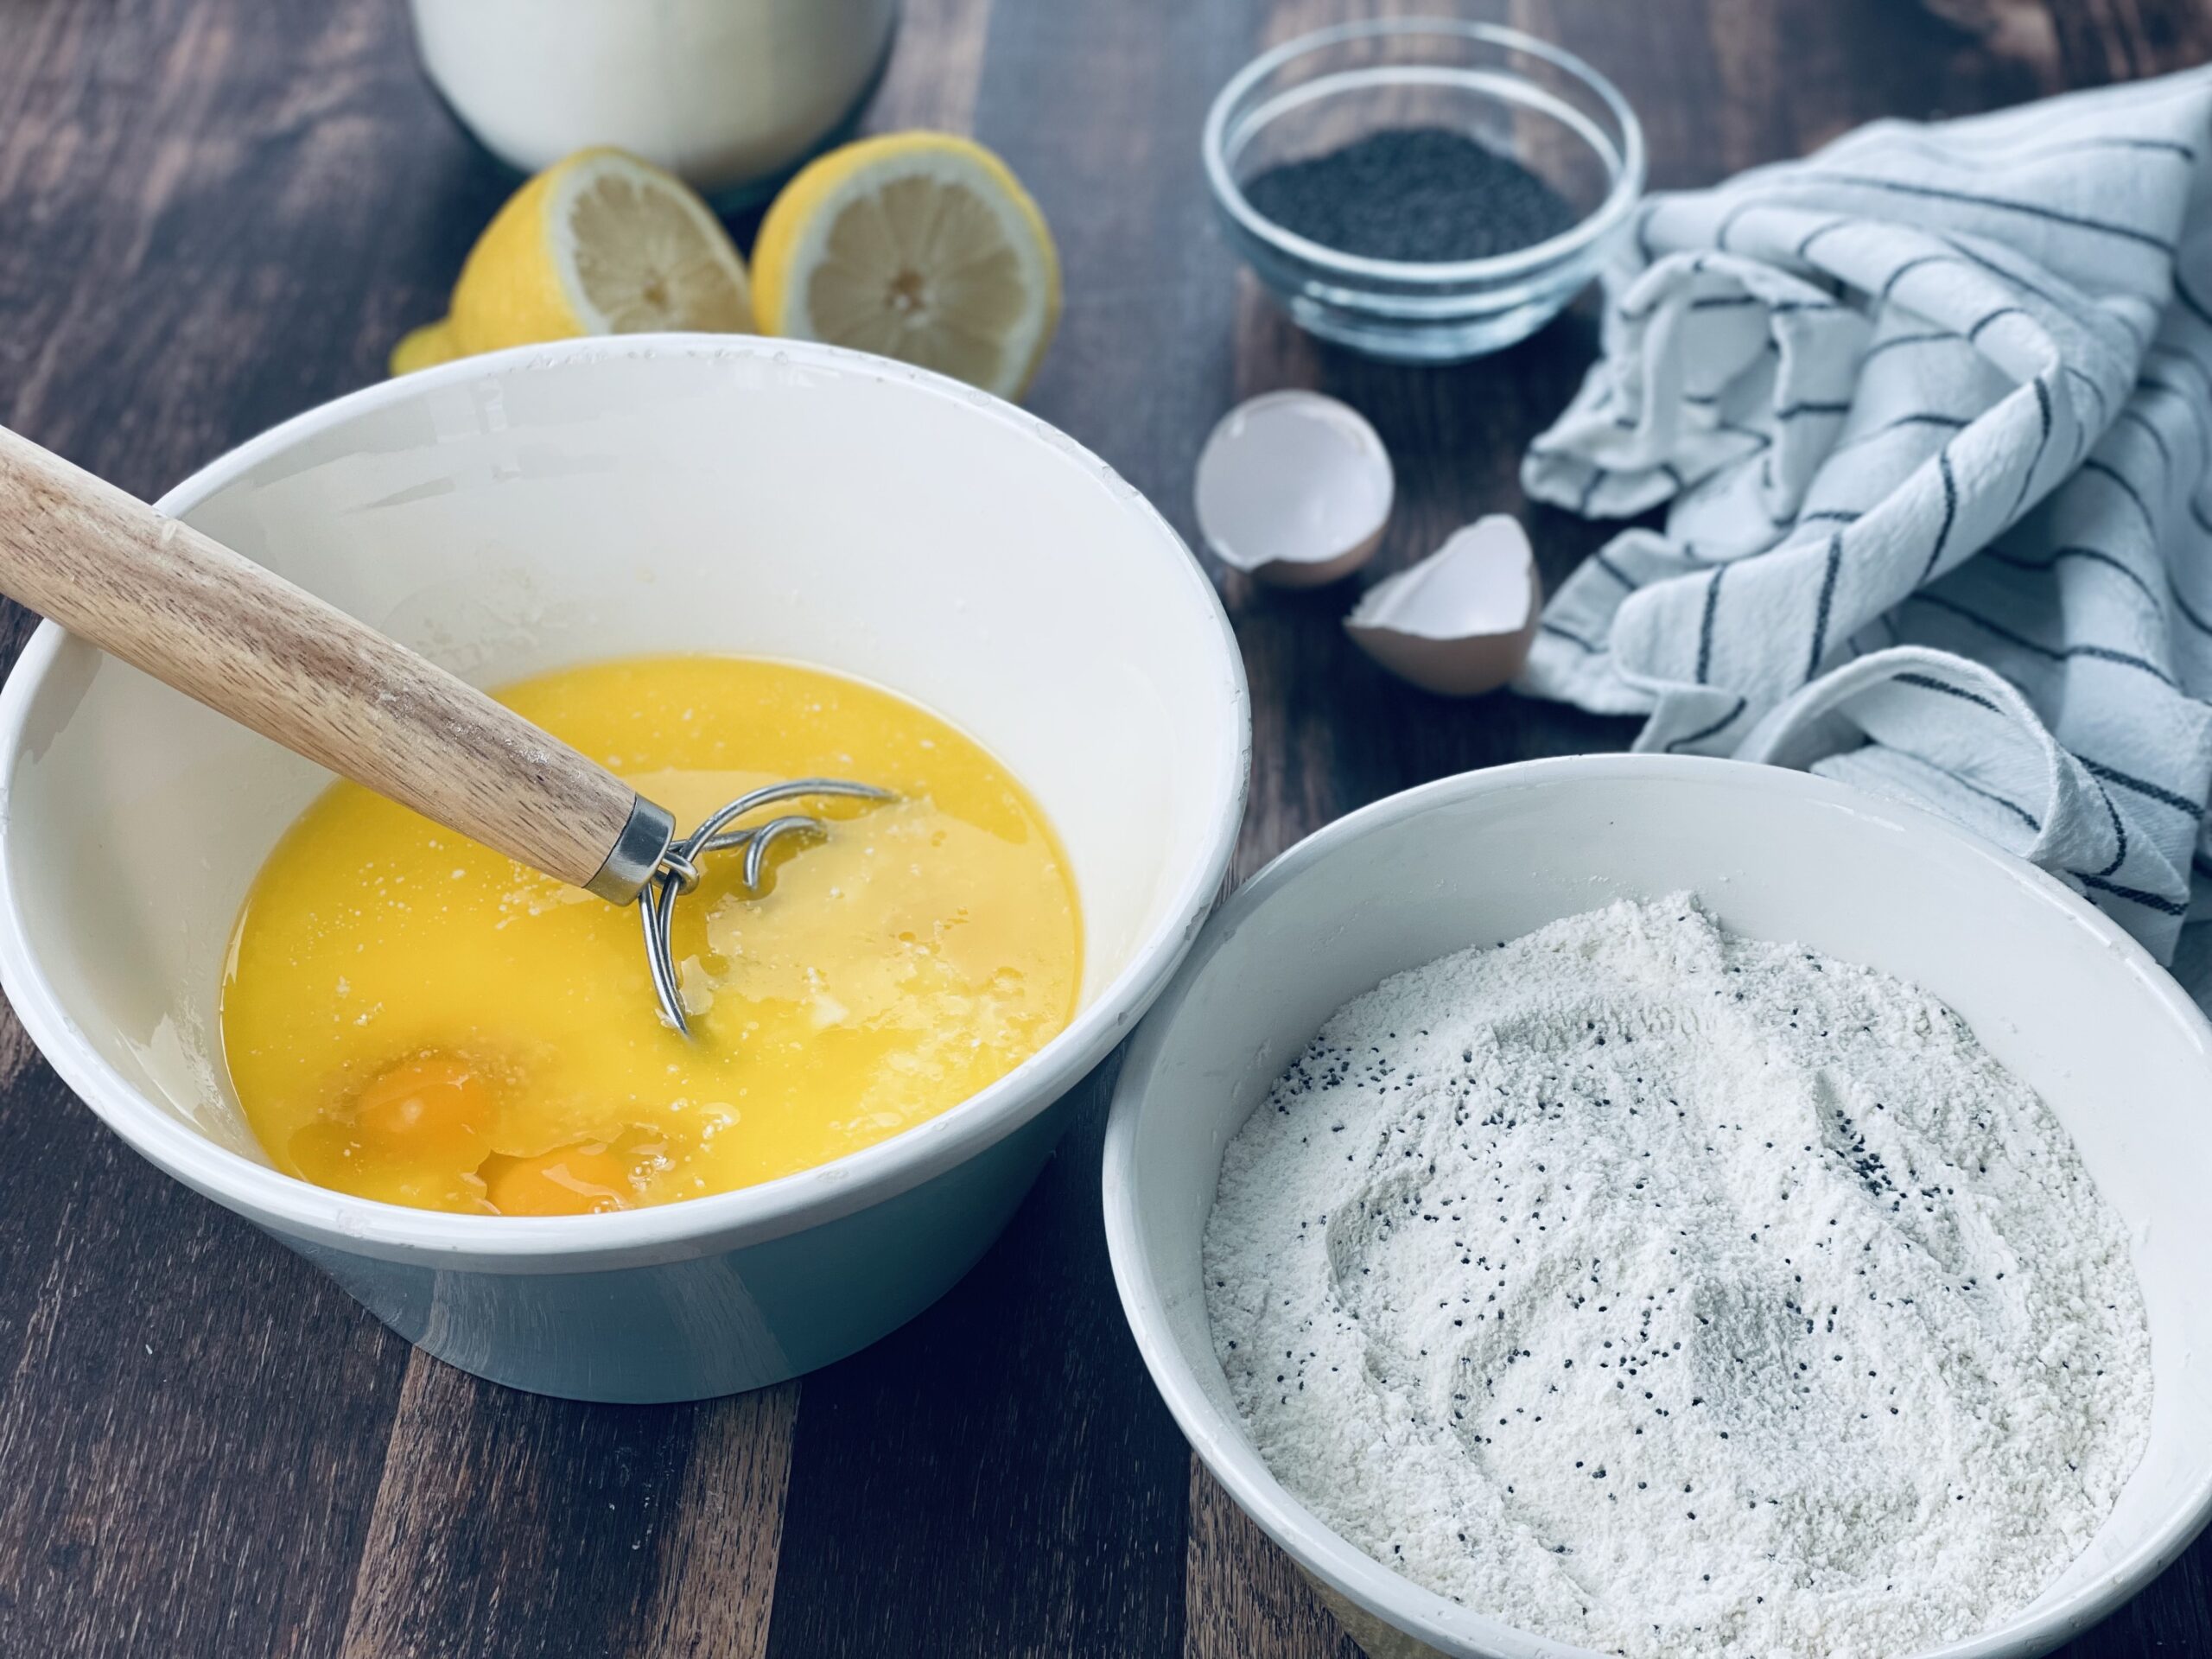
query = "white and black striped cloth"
xmin=1520 ymin=69 xmax=2212 ymax=966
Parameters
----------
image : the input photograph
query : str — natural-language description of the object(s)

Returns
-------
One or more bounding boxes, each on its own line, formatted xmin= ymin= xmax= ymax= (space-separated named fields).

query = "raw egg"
xmin=222 ymin=655 xmax=1082 ymax=1217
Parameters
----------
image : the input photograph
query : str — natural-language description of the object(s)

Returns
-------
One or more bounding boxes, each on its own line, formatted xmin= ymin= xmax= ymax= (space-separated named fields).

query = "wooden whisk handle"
xmin=0 ymin=424 xmax=671 ymax=901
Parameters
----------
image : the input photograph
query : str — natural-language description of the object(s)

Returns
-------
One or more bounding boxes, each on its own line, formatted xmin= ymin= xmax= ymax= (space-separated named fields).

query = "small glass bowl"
xmin=1204 ymin=18 xmax=1645 ymax=363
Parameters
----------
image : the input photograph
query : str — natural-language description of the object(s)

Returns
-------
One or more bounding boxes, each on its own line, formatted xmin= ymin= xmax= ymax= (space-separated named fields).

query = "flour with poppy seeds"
xmin=1204 ymin=896 xmax=2149 ymax=1658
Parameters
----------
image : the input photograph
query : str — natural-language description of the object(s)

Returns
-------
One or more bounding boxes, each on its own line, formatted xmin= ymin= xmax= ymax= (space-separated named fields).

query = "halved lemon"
xmin=752 ymin=132 xmax=1061 ymax=400
xmin=390 ymin=147 xmax=753 ymax=375
xmin=390 ymin=321 xmax=461 ymax=376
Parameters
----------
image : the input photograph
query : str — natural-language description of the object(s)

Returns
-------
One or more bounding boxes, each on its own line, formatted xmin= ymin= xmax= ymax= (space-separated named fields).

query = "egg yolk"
xmin=353 ymin=1054 xmax=496 ymax=1164
xmin=219 ymin=654 xmax=1082 ymax=1216
xmin=480 ymin=1143 xmax=633 ymax=1217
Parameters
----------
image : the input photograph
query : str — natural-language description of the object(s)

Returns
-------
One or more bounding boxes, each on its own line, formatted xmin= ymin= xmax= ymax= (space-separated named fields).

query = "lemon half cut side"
xmin=391 ymin=147 xmax=753 ymax=374
xmin=550 ymin=148 xmax=754 ymax=335
xmin=753 ymin=132 xmax=1062 ymax=401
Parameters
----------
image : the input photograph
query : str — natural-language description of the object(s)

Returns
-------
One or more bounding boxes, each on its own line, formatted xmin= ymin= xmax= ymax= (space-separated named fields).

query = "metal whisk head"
xmin=639 ymin=778 xmax=894 ymax=1035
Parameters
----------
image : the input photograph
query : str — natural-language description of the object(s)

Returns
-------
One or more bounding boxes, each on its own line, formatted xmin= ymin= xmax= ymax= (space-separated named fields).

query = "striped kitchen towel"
xmin=1519 ymin=68 xmax=2212 ymax=964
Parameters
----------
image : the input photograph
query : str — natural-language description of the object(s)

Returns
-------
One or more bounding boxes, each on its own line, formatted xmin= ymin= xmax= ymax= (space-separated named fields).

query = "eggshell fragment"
xmin=1344 ymin=514 xmax=1542 ymax=696
xmin=1194 ymin=391 xmax=1394 ymax=588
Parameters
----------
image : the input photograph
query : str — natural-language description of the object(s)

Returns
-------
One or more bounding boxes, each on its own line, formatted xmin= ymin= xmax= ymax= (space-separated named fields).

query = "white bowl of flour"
xmin=1103 ymin=756 xmax=2212 ymax=1659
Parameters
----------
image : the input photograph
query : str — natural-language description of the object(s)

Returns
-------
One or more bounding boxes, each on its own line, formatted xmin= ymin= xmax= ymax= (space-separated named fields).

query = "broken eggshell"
xmin=1193 ymin=391 xmax=1393 ymax=588
xmin=1344 ymin=514 xmax=1542 ymax=696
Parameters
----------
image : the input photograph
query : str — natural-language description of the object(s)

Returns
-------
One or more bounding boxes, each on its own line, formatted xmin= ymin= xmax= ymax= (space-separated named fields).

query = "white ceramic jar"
xmin=410 ymin=0 xmax=899 ymax=201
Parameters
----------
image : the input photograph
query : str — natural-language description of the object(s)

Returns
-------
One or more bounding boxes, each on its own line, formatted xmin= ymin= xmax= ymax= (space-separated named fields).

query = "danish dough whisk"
xmin=0 ymin=423 xmax=888 ymax=1035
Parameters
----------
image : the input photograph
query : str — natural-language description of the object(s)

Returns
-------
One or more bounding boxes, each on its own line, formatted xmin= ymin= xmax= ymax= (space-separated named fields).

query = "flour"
xmin=1205 ymin=897 xmax=2151 ymax=1659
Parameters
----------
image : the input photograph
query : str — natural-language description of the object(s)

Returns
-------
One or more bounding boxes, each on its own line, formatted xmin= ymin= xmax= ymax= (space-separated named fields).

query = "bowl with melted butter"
xmin=0 ymin=336 xmax=1247 ymax=1401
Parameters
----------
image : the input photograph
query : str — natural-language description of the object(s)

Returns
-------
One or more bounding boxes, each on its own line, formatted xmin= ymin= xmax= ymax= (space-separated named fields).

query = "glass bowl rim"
xmin=1202 ymin=16 xmax=1648 ymax=287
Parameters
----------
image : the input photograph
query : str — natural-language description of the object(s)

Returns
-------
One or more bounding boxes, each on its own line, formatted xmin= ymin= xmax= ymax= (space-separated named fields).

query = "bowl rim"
xmin=1103 ymin=753 xmax=2212 ymax=1659
xmin=1202 ymin=16 xmax=1649 ymax=287
xmin=0 ymin=333 xmax=1252 ymax=1269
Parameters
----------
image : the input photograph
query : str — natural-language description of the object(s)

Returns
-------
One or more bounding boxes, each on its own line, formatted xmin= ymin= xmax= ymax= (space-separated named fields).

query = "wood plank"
xmin=867 ymin=0 xmax=994 ymax=131
xmin=0 ymin=0 xmax=508 ymax=486
xmin=634 ymin=1389 xmax=799 ymax=1658
xmin=761 ymin=0 xmax=1264 ymax=1651
xmin=338 ymin=1357 xmax=794 ymax=1659
xmin=0 ymin=1072 xmax=402 ymax=1659
xmin=763 ymin=1070 xmax=1192 ymax=1657
xmin=1185 ymin=1465 xmax=1360 ymax=1659
xmin=0 ymin=2 xmax=459 ymax=1653
xmin=1219 ymin=0 xmax=1638 ymax=889
xmin=2041 ymin=0 xmax=2212 ymax=88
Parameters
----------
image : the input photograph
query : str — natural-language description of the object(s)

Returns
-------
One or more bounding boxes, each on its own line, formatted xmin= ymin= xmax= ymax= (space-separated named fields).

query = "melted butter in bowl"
xmin=219 ymin=654 xmax=1081 ymax=1217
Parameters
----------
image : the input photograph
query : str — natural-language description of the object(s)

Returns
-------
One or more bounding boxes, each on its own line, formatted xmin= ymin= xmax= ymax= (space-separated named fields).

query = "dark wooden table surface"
xmin=2 ymin=2 xmax=2209 ymax=1655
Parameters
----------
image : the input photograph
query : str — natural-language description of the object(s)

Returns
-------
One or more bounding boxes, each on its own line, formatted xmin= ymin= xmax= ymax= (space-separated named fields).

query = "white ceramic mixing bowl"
xmin=0 ymin=335 xmax=1249 ymax=1402
xmin=1104 ymin=756 xmax=2212 ymax=1659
